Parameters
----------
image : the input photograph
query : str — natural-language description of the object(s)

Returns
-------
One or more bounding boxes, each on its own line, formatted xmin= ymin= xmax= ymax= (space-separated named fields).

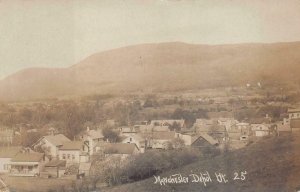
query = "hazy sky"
xmin=1 ymin=0 xmax=300 ymax=79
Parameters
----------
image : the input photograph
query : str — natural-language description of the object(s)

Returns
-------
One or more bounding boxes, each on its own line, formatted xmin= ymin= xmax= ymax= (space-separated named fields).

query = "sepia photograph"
xmin=0 ymin=0 xmax=300 ymax=191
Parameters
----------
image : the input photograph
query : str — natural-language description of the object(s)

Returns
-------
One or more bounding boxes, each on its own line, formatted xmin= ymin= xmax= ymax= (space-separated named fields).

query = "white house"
xmin=58 ymin=141 xmax=89 ymax=165
xmin=251 ymin=124 xmax=270 ymax=137
xmin=33 ymin=134 xmax=70 ymax=159
xmin=288 ymin=108 xmax=300 ymax=119
xmin=103 ymin=143 xmax=140 ymax=160
xmin=0 ymin=146 xmax=22 ymax=173
xmin=79 ymin=128 xmax=104 ymax=155
xmin=10 ymin=152 xmax=45 ymax=177
xmin=148 ymin=131 xmax=176 ymax=149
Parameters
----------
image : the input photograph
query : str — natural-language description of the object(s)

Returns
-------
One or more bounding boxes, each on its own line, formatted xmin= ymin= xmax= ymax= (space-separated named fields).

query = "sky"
xmin=1 ymin=0 xmax=300 ymax=79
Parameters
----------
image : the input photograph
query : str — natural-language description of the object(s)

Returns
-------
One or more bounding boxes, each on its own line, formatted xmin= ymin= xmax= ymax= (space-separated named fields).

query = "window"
xmin=67 ymin=154 xmax=71 ymax=159
xmin=130 ymin=138 xmax=132 ymax=142
xmin=28 ymin=166 xmax=33 ymax=171
xmin=3 ymin=164 xmax=8 ymax=170
xmin=72 ymin=155 xmax=75 ymax=160
xmin=62 ymin=154 xmax=66 ymax=160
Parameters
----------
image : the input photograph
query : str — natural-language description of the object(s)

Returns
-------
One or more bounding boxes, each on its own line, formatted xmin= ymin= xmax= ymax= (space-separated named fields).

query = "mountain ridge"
xmin=1 ymin=41 xmax=300 ymax=101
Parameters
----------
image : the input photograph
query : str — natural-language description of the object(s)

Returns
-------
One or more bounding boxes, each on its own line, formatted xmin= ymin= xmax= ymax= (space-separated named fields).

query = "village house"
xmin=32 ymin=134 xmax=70 ymax=160
xmin=147 ymin=131 xmax=176 ymax=149
xmin=121 ymin=134 xmax=146 ymax=153
xmin=191 ymin=133 xmax=219 ymax=148
xmin=119 ymin=127 xmax=138 ymax=137
xmin=251 ymin=124 xmax=270 ymax=137
xmin=194 ymin=120 xmax=227 ymax=143
xmin=276 ymin=121 xmax=291 ymax=136
xmin=10 ymin=152 xmax=45 ymax=177
xmin=103 ymin=143 xmax=140 ymax=159
xmin=288 ymin=108 xmax=300 ymax=119
xmin=79 ymin=127 xmax=104 ymax=155
xmin=58 ymin=141 xmax=89 ymax=165
xmin=0 ymin=146 xmax=22 ymax=173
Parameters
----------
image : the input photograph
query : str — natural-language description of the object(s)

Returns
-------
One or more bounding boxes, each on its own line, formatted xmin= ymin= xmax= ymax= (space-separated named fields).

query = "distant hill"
xmin=1 ymin=41 xmax=300 ymax=101
xmin=104 ymin=134 xmax=300 ymax=192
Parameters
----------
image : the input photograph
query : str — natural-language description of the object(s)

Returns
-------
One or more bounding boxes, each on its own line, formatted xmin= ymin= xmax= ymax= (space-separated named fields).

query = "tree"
xmin=171 ymin=138 xmax=185 ymax=149
xmin=102 ymin=127 xmax=120 ymax=143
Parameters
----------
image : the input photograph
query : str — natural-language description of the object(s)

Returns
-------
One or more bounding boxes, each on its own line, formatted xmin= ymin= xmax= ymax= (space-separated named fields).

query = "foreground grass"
xmin=104 ymin=134 xmax=300 ymax=192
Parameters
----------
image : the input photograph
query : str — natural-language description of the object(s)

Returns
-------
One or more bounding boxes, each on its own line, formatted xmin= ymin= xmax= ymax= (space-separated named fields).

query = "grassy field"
xmin=104 ymin=133 xmax=300 ymax=192
xmin=1 ymin=175 xmax=76 ymax=192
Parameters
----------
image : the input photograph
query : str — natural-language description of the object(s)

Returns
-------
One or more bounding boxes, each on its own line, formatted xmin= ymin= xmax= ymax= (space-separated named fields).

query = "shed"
xmin=40 ymin=160 xmax=66 ymax=178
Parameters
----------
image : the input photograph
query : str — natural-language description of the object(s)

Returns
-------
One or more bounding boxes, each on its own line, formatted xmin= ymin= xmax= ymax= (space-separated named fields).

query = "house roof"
xmin=103 ymin=143 xmax=137 ymax=155
xmin=191 ymin=133 xmax=219 ymax=146
xmin=0 ymin=146 xmax=22 ymax=158
xmin=122 ymin=134 xmax=145 ymax=142
xmin=11 ymin=152 xmax=44 ymax=162
xmin=44 ymin=134 xmax=70 ymax=147
xmin=45 ymin=160 xmax=66 ymax=167
xmin=60 ymin=141 xmax=83 ymax=151
xmin=86 ymin=129 xmax=104 ymax=139
xmin=288 ymin=108 xmax=300 ymax=113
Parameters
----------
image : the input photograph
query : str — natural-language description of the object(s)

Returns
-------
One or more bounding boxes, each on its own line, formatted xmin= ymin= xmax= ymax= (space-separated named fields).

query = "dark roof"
xmin=11 ymin=152 xmax=44 ymax=162
xmin=104 ymin=143 xmax=137 ymax=154
xmin=0 ymin=146 xmax=22 ymax=158
xmin=191 ymin=133 xmax=219 ymax=146
xmin=45 ymin=160 xmax=66 ymax=167
xmin=60 ymin=141 xmax=83 ymax=150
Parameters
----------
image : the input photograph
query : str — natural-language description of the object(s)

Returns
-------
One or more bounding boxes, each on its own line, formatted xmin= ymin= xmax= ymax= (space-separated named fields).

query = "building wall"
xmin=0 ymin=158 xmax=11 ymax=173
xmin=289 ymin=112 xmax=300 ymax=119
xmin=58 ymin=150 xmax=80 ymax=164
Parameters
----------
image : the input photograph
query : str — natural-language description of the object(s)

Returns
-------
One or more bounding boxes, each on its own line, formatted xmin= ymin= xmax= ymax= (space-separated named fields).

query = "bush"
xmin=120 ymin=149 xmax=200 ymax=184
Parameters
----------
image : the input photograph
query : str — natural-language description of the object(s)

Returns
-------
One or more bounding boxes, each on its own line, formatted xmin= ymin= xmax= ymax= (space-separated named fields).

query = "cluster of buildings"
xmin=0 ymin=107 xmax=299 ymax=179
